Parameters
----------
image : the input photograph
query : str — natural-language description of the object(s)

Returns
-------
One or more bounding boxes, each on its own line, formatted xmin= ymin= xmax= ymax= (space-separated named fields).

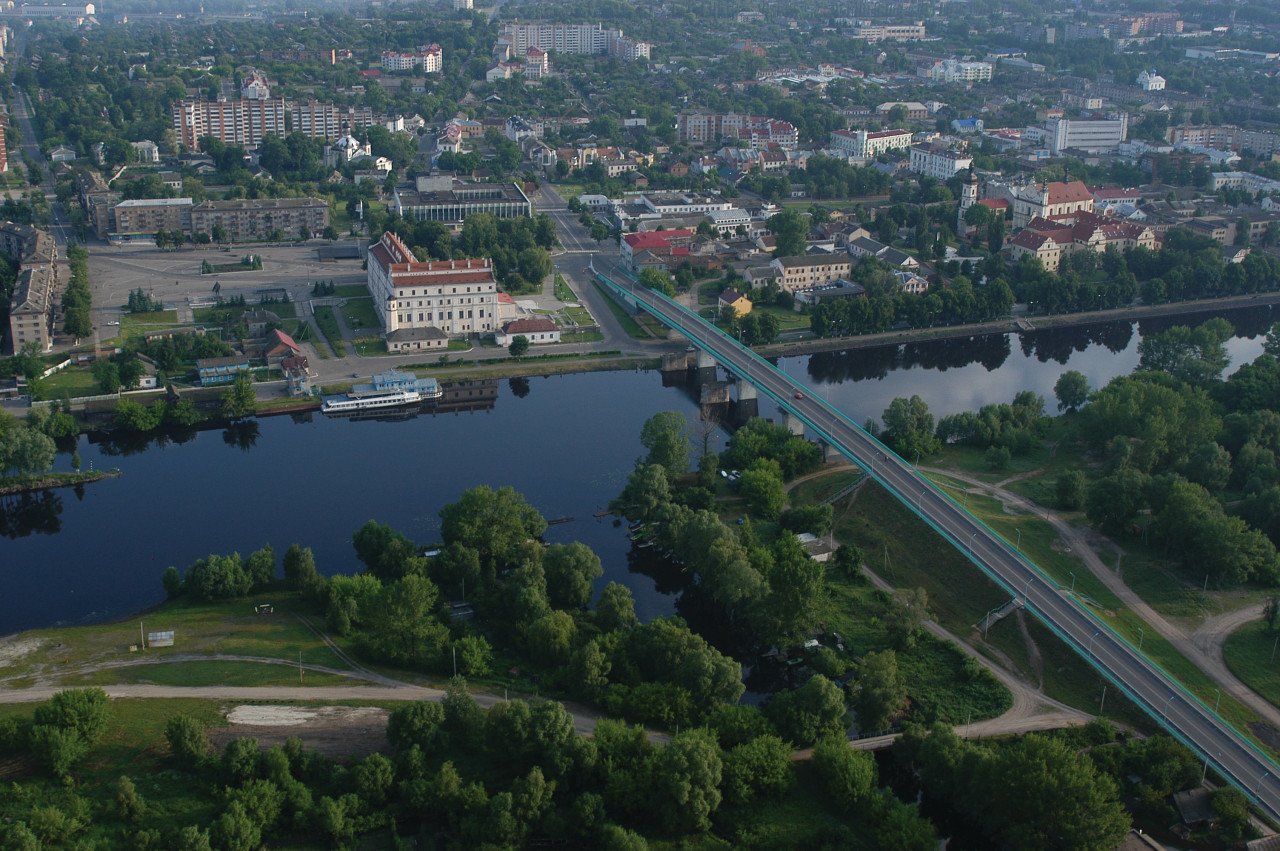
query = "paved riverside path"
xmin=595 ymin=264 xmax=1280 ymax=823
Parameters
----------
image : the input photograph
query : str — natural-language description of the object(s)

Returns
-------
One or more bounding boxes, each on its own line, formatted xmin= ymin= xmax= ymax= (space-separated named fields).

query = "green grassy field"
xmin=353 ymin=337 xmax=389 ymax=356
xmin=192 ymin=301 xmax=297 ymax=326
xmin=789 ymin=469 xmax=863 ymax=505
xmin=117 ymin=310 xmax=183 ymax=342
xmin=592 ymin=280 xmax=653 ymax=338
xmin=35 ymin=365 xmax=99 ymax=400
xmin=59 ymin=660 xmax=353 ymax=688
xmin=333 ymin=284 xmax=370 ymax=298
xmin=1224 ymin=621 xmax=1280 ymax=710
xmin=312 ymin=306 xmax=346 ymax=357
xmin=553 ymin=274 xmax=575 ymax=302
xmin=564 ymin=305 xmax=594 ymax=326
xmin=340 ymin=297 xmax=380 ymax=332
xmin=0 ymin=591 xmax=353 ymax=685
xmin=561 ymin=330 xmax=604 ymax=344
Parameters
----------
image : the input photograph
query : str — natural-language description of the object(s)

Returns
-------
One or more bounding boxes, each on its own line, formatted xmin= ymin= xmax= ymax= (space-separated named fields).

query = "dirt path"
xmin=783 ymin=460 xmax=855 ymax=492
xmin=922 ymin=465 xmax=1280 ymax=731
xmin=1193 ymin=603 xmax=1268 ymax=666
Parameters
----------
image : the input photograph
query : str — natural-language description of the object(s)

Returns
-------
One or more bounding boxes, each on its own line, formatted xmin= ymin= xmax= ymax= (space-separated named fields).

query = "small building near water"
xmin=196 ymin=355 xmax=252 ymax=386
xmin=498 ymin=317 xmax=561 ymax=346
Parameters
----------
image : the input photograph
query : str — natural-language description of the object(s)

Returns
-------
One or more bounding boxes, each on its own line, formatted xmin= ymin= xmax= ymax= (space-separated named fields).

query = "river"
xmin=3 ymin=305 xmax=1273 ymax=634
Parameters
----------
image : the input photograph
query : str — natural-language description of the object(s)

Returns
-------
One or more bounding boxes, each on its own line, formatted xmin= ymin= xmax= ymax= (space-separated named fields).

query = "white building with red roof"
xmin=497 ymin=317 xmax=561 ymax=346
xmin=621 ymin=228 xmax=695 ymax=269
xmin=1009 ymin=210 xmax=1157 ymax=271
xmin=367 ymin=231 xmax=499 ymax=352
xmin=1009 ymin=179 xmax=1095 ymax=229
xmin=828 ymin=129 xmax=913 ymax=161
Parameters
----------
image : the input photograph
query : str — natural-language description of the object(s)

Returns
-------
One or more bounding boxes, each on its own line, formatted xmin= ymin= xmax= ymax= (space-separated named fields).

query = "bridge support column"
xmin=700 ymin=382 xmax=731 ymax=405
xmin=660 ymin=351 xmax=691 ymax=372
xmin=783 ymin=412 xmax=805 ymax=437
xmin=817 ymin=439 xmax=837 ymax=462
xmin=736 ymin=382 xmax=757 ymax=402
xmin=696 ymin=350 xmax=717 ymax=370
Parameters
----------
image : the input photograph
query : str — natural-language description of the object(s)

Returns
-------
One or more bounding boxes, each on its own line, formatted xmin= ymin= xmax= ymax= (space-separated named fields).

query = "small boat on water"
xmin=322 ymin=370 xmax=442 ymax=415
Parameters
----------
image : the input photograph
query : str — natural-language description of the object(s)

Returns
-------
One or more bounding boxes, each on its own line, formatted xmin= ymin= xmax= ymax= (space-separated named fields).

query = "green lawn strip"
xmin=340 ymin=297 xmax=380 ymax=332
xmin=353 ymin=338 xmax=389 ymax=356
xmin=1225 ymin=622 xmax=1280 ymax=711
xmin=4 ymin=591 xmax=351 ymax=680
xmin=35 ymin=365 xmax=99 ymax=399
xmin=117 ymin=309 xmax=182 ymax=339
xmin=553 ymin=273 xmax=575 ymax=302
xmin=788 ymin=469 xmax=863 ymax=505
xmin=312 ymin=306 xmax=347 ymax=357
xmin=447 ymin=339 xmax=472 ymax=351
xmin=561 ymin=330 xmax=604 ymax=344
xmin=333 ymin=284 xmax=370 ymax=298
xmin=192 ymin=301 xmax=297 ymax=325
xmin=750 ymin=303 xmax=810 ymax=332
xmin=592 ymin=279 xmax=651 ymax=338
xmin=926 ymin=476 xmax=1278 ymax=755
xmin=57 ymin=660 xmax=353 ymax=688
xmin=565 ymin=306 xmax=594 ymax=326
xmin=714 ymin=762 xmax=871 ymax=849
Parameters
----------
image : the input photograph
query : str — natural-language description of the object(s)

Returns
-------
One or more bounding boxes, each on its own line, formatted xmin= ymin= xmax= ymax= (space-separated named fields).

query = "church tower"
xmin=958 ymin=167 xmax=979 ymax=233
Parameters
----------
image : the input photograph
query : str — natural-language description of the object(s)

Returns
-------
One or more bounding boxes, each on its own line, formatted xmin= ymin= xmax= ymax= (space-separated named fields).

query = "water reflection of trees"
xmin=807 ymin=334 xmax=1013 ymax=384
xmin=90 ymin=425 xmax=200 ymax=456
xmin=1018 ymin=321 xmax=1134 ymax=364
xmin=1139 ymin=304 xmax=1275 ymax=339
xmin=509 ymin=377 xmax=531 ymax=398
xmin=0 ymin=490 xmax=63 ymax=538
xmin=222 ymin=421 xmax=260 ymax=451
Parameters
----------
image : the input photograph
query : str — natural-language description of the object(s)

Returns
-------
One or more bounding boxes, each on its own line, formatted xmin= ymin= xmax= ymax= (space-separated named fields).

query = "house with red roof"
xmin=262 ymin=328 xmax=303 ymax=366
xmin=497 ymin=317 xmax=560 ymax=346
xmin=1010 ymin=210 xmax=1157 ymax=271
xmin=621 ymin=228 xmax=695 ymax=269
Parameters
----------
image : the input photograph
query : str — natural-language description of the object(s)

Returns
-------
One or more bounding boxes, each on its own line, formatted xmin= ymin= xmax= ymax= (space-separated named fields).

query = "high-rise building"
xmin=171 ymin=98 xmax=288 ymax=150
xmin=499 ymin=22 xmax=650 ymax=61
xmin=381 ymin=44 xmax=442 ymax=73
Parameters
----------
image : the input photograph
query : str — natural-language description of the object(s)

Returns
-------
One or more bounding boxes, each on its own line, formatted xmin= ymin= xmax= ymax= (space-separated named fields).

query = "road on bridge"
xmin=594 ymin=266 xmax=1280 ymax=823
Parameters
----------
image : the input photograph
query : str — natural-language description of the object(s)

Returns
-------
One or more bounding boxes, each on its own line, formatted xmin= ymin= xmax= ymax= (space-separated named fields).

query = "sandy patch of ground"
xmin=213 ymin=704 xmax=390 ymax=759
xmin=0 ymin=638 xmax=43 ymax=670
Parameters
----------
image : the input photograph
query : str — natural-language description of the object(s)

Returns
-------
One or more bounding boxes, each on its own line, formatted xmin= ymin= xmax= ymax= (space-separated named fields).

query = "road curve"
xmin=595 ymin=264 xmax=1280 ymax=823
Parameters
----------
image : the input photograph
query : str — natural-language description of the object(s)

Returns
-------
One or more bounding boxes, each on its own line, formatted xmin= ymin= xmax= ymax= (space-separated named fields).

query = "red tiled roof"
xmin=978 ymin=198 xmax=1009 ymax=210
xmin=1092 ymin=187 xmax=1141 ymax=200
xmin=272 ymin=328 xmax=301 ymax=352
xmin=497 ymin=293 xmax=516 ymax=304
xmin=623 ymin=229 xmax=695 ymax=250
xmin=1045 ymin=180 xmax=1093 ymax=205
xmin=505 ymin=318 xmax=558 ymax=334
xmin=1010 ymin=230 xmax=1057 ymax=250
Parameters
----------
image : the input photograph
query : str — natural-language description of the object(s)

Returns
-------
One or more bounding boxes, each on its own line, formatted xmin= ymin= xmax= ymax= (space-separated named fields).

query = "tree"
xmin=92 ymin=359 xmax=121 ymax=393
xmin=282 ymin=544 xmax=319 ymax=591
xmin=639 ymin=411 xmax=690 ymax=478
xmin=612 ymin=464 xmax=671 ymax=520
xmin=812 ymin=734 xmax=876 ymax=804
xmin=638 ymin=267 xmax=675 ymax=297
xmin=528 ymin=610 xmax=577 ymax=666
xmin=766 ymin=675 xmax=847 ymax=746
xmin=1054 ymin=370 xmax=1090 ymax=412
xmin=544 ymin=542 xmax=603 ymax=609
xmin=116 ymin=775 xmax=144 ymax=823
xmin=0 ymin=425 xmax=56 ymax=477
xmin=648 ymin=729 xmax=723 ymax=833
xmin=211 ymin=802 xmax=260 ymax=851
xmin=165 ymin=715 xmax=212 ymax=769
xmin=509 ymin=335 xmax=530 ymax=357
xmin=439 ymin=485 xmax=547 ymax=574
xmin=455 ymin=635 xmax=493 ymax=677
xmin=596 ymin=582 xmax=639 ymax=632
xmin=738 ymin=460 xmax=786 ymax=519
xmin=766 ymin=209 xmax=808 ymax=257
xmin=352 ymin=520 xmax=418 ymax=581
xmin=849 ymin=650 xmax=907 ymax=733
xmin=721 ymin=734 xmax=793 ymax=805
xmin=882 ymin=396 xmax=940 ymax=460
xmin=162 ymin=566 xmax=183 ymax=598
xmin=212 ymin=222 xmax=228 ymax=244
xmin=220 ymin=373 xmax=256 ymax=420
xmin=366 ymin=574 xmax=449 ymax=667
xmin=1056 ymin=470 xmax=1087 ymax=510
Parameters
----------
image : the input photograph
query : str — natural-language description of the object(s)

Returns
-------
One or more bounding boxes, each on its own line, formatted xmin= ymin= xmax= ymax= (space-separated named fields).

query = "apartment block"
xmin=381 ymin=45 xmax=442 ymax=73
xmin=171 ymin=97 xmax=288 ymax=150
xmin=189 ymin=198 xmax=329 ymax=242
xmin=909 ymin=145 xmax=973 ymax=180
xmin=676 ymin=112 xmax=799 ymax=150
xmin=851 ymin=21 xmax=926 ymax=42
xmin=113 ymin=198 xmax=194 ymax=236
xmin=829 ymin=129 xmax=913 ymax=160
xmin=919 ymin=59 xmax=993 ymax=83
xmin=3 ymin=223 xmax=62 ymax=352
xmin=769 ymin=255 xmax=854 ymax=293
xmin=1166 ymin=125 xmax=1280 ymax=158
xmin=499 ymin=22 xmax=650 ymax=61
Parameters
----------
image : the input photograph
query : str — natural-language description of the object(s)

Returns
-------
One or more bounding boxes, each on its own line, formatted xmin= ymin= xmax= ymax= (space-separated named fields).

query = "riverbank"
xmin=0 ymin=469 xmax=121 ymax=496
xmin=758 ymin=291 xmax=1280 ymax=358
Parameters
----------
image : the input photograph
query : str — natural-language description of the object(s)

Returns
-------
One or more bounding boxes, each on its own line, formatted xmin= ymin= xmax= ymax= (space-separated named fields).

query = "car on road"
xmin=106 ymin=320 xmax=120 ymax=326
xmin=793 ymin=391 xmax=805 ymax=400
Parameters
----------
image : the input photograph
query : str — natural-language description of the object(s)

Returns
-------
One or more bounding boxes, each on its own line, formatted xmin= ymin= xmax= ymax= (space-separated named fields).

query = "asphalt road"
xmin=596 ymin=266 xmax=1280 ymax=823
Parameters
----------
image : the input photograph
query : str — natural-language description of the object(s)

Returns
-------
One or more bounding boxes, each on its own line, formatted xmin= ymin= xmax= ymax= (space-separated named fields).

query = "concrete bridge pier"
xmin=783 ymin=411 xmax=805 ymax=436
xmin=660 ymin=351 xmax=692 ymax=373
xmin=696 ymin=349 xmax=717 ymax=370
xmin=700 ymin=381 xmax=731 ymax=405
xmin=817 ymin=439 xmax=838 ymax=462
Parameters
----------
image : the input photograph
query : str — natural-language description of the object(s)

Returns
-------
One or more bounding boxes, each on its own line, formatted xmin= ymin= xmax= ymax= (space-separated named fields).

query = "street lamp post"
xmin=1138 ymin=626 xmax=1144 ymax=652
xmin=1088 ymin=630 xmax=1099 ymax=656
xmin=1069 ymin=572 xmax=1076 ymax=594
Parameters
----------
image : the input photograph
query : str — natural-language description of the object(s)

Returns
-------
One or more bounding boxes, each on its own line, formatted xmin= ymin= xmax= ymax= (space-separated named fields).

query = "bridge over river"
xmin=594 ymin=262 xmax=1280 ymax=823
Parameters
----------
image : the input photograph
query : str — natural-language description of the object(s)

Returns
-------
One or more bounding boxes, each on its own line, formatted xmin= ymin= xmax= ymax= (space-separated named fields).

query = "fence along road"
xmin=594 ymin=263 xmax=1280 ymax=823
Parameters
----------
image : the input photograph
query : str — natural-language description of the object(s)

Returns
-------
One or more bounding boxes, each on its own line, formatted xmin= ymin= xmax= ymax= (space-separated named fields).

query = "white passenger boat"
xmin=321 ymin=389 xmax=422 ymax=414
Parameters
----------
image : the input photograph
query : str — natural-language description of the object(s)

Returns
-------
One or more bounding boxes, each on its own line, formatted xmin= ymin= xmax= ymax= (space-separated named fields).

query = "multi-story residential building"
xmin=909 ymin=145 xmax=973 ymax=180
xmin=392 ymin=176 xmax=532 ymax=224
xmin=381 ymin=45 xmax=442 ymax=73
xmin=75 ymin=170 xmax=121 ymax=239
xmin=676 ymin=112 xmax=798 ymax=150
xmin=367 ymin=231 xmax=499 ymax=351
xmin=188 ymin=198 xmax=329 ymax=242
xmin=289 ymin=101 xmax=377 ymax=141
xmin=876 ymin=101 xmax=930 ymax=120
xmin=829 ymin=129 xmax=913 ymax=160
xmin=129 ymin=140 xmax=160 ymax=163
xmin=499 ymin=22 xmax=650 ymax=61
xmin=171 ymin=97 xmax=288 ymax=150
xmin=769 ymin=255 xmax=854 ymax=292
xmin=919 ymin=59 xmax=993 ymax=83
xmin=1166 ymin=125 xmax=1280 ymax=158
xmin=112 ymin=198 xmax=194 ymax=236
xmin=1006 ymin=179 xmax=1095 ymax=229
xmin=1210 ymin=172 xmax=1280 ymax=194
xmin=620 ymin=229 xmax=694 ymax=268
xmin=3 ymin=223 xmax=62 ymax=351
xmin=1035 ymin=115 xmax=1128 ymax=155
xmin=851 ymin=21 xmax=926 ymax=42
xmin=454 ymin=0 xmax=472 ymax=8
xmin=1137 ymin=70 xmax=1165 ymax=92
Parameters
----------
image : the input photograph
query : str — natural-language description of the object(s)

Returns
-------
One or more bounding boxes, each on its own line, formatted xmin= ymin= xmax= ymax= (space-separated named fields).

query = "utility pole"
xmin=299 ymin=651 xmax=303 ymax=684
xmin=139 ymin=621 xmax=145 ymax=651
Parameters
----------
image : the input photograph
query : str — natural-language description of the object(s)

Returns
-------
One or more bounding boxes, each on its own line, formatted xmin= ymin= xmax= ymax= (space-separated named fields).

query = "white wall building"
xmin=706 ymin=208 xmax=751 ymax=235
xmin=1040 ymin=115 xmax=1128 ymax=154
xmin=1137 ymin=70 xmax=1166 ymax=91
xmin=920 ymin=59 xmax=993 ymax=83
xmin=909 ymin=146 xmax=973 ymax=179
xmin=829 ymin=129 xmax=913 ymax=160
xmin=382 ymin=45 xmax=442 ymax=73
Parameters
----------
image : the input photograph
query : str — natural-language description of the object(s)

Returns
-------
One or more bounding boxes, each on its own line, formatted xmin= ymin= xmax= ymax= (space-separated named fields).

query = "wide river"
xmin=3 ymin=306 xmax=1273 ymax=634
